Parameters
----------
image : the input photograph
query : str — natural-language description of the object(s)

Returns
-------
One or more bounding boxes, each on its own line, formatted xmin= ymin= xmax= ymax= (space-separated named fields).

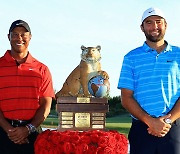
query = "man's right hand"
xmin=146 ymin=114 xmax=172 ymax=137
xmin=7 ymin=126 xmax=29 ymax=144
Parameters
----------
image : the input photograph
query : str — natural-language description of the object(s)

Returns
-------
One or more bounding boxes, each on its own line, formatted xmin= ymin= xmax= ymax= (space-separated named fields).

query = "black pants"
xmin=0 ymin=127 xmax=39 ymax=154
xmin=129 ymin=119 xmax=180 ymax=154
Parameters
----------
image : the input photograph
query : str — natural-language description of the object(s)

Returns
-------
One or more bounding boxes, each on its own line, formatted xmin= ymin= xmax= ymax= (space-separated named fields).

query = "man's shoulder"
xmin=33 ymin=60 xmax=49 ymax=71
xmin=167 ymin=44 xmax=180 ymax=57
xmin=0 ymin=51 xmax=9 ymax=61
xmin=0 ymin=55 xmax=5 ymax=61
xmin=170 ymin=45 xmax=180 ymax=51
xmin=0 ymin=54 xmax=7 ymax=64
xmin=125 ymin=46 xmax=144 ymax=58
xmin=30 ymin=55 xmax=48 ymax=68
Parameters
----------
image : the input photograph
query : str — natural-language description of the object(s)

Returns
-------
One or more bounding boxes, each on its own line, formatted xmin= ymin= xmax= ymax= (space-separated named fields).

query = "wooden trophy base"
xmin=56 ymin=97 xmax=109 ymax=131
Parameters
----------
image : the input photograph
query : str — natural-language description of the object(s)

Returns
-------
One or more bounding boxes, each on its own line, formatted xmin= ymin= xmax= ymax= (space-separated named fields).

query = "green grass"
xmin=41 ymin=117 xmax=59 ymax=128
xmin=41 ymin=113 xmax=131 ymax=136
xmin=105 ymin=114 xmax=131 ymax=136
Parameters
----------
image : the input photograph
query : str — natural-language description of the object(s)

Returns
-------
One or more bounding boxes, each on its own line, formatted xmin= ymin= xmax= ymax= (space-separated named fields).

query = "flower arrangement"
xmin=34 ymin=129 xmax=128 ymax=154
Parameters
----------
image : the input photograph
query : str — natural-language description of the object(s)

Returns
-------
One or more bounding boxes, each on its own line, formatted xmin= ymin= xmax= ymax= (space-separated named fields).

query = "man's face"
xmin=8 ymin=26 xmax=31 ymax=53
xmin=141 ymin=16 xmax=167 ymax=42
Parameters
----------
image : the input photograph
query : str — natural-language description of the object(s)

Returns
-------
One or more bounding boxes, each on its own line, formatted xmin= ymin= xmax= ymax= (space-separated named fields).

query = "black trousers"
xmin=0 ymin=127 xmax=39 ymax=154
xmin=129 ymin=119 xmax=180 ymax=154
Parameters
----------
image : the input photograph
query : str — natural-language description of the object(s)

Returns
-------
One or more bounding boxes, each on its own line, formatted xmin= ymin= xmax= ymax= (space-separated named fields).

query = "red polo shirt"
xmin=0 ymin=50 xmax=55 ymax=120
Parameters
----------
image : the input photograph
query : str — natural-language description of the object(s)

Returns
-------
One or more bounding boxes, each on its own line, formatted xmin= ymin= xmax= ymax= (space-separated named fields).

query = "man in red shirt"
xmin=0 ymin=19 xmax=55 ymax=154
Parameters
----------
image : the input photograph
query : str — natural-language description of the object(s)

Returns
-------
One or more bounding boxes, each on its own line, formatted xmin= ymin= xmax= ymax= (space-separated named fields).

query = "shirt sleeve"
xmin=117 ymin=56 xmax=135 ymax=91
xmin=39 ymin=66 xmax=55 ymax=98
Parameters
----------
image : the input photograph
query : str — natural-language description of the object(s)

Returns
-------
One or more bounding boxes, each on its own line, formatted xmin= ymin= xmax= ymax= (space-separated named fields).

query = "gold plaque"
xmin=92 ymin=125 xmax=104 ymax=129
xmin=75 ymin=113 xmax=90 ymax=127
xmin=61 ymin=125 xmax=73 ymax=128
xmin=77 ymin=97 xmax=90 ymax=103
xmin=92 ymin=113 xmax=105 ymax=116
xmin=61 ymin=112 xmax=73 ymax=116
xmin=62 ymin=117 xmax=73 ymax=120
xmin=92 ymin=121 xmax=104 ymax=125
xmin=62 ymin=121 xmax=73 ymax=124
xmin=92 ymin=117 xmax=104 ymax=120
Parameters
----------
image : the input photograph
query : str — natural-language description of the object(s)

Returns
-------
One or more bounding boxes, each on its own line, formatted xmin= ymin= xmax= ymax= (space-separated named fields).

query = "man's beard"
xmin=144 ymin=30 xmax=165 ymax=42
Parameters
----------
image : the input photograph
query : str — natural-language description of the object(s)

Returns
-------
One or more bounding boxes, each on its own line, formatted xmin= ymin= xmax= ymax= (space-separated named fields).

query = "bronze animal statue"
xmin=55 ymin=45 xmax=109 ymax=98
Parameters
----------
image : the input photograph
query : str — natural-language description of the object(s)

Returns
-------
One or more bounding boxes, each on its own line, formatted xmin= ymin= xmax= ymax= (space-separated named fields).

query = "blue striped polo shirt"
xmin=117 ymin=42 xmax=180 ymax=117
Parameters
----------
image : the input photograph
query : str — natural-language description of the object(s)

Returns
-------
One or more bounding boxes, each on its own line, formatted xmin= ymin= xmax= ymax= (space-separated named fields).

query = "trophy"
xmin=56 ymin=45 xmax=110 ymax=131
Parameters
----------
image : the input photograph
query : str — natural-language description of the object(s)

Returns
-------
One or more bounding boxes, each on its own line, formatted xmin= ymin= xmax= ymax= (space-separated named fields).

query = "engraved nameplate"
xmin=77 ymin=97 xmax=90 ymax=103
xmin=92 ymin=117 xmax=104 ymax=121
xmin=92 ymin=113 xmax=105 ymax=116
xmin=62 ymin=121 xmax=73 ymax=124
xmin=62 ymin=117 xmax=73 ymax=120
xmin=61 ymin=125 xmax=73 ymax=128
xmin=92 ymin=125 xmax=104 ymax=129
xmin=61 ymin=112 xmax=73 ymax=116
xmin=75 ymin=113 xmax=90 ymax=127
xmin=92 ymin=121 xmax=104 ymax=125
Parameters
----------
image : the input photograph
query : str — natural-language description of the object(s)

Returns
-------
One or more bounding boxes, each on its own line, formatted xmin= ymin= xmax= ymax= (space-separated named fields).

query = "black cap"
xmin=9 ymin=19 xmax=31 ymax=34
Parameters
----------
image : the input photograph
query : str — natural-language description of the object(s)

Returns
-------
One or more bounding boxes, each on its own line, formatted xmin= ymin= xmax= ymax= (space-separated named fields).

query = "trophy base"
xmin=56 ymin=97 xmax=108 ymax=131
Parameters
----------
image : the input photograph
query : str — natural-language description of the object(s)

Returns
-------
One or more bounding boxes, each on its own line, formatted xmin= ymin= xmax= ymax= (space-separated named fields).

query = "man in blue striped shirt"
xmin=118 ymin=7 xmax=180 ymax=154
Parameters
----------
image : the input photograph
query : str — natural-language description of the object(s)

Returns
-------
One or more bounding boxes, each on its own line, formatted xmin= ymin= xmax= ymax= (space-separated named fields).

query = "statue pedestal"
xmin=56 ymin=97 xmax=109 ymax=131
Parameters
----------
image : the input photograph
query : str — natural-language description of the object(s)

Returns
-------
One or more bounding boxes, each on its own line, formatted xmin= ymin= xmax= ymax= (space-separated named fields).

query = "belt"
xmin=6 ymin=119 xmax=32 ymax=127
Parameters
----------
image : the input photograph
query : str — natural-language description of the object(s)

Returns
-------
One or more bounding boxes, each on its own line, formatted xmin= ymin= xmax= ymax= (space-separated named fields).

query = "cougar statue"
xmin=55 ymin=45 xmax=109 ymax=98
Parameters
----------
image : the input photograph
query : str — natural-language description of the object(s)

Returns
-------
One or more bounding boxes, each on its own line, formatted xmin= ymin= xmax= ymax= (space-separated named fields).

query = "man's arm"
xmin=168 ymin=98 xmax=180 ymax=123
xmin=7 ymin=97 xmax=52 ymax=144
xmin=0 ymin=110 xmax=29 ymax=144
xmin=30 ymin=97 xmax=52 ymax=128
xmin=121 ymin=88 xmax=151 ymax=122
xmin=0 ymin=110 xmax=14 ymax=133
xmin=121 ymin=88 xmax=171 ymax=137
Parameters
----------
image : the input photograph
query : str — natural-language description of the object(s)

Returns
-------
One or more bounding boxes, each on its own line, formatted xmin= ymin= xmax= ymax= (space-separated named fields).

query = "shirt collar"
xmin=142 ymin=41 xmax=172 ymax=53
xmin=4 ymin=50 xmax=35 ymax=64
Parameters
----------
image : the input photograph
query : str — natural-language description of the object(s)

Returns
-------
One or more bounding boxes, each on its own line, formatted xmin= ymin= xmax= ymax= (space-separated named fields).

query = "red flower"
xmin=97 ymin=146 xmax=114 ymax=154
xmin=34 ymin=130 xmax=128 ymax=154
xmin=63 ymin=142 xmax=75 ymax=153
xmin=75 ymin=143 xmax=89 ymax=153
xmin=98 ymin=136 xmax=109 ymax=148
